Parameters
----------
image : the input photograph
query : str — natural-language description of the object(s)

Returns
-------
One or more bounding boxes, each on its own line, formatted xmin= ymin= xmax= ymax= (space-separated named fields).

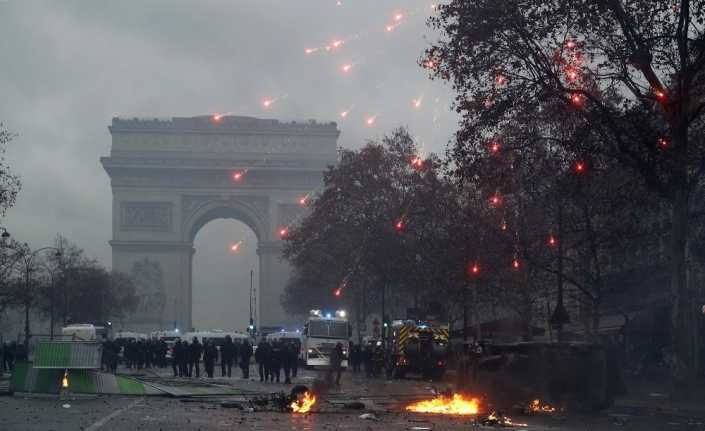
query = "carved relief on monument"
xmin=130 ymin=258 xmax=166 ymax=325
xmin=121 ymin=202 xmax=173 ymax=232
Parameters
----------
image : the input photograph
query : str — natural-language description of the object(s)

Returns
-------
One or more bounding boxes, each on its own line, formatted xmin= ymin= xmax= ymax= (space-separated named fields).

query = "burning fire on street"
xmin=482 ymin=411 xmax=527 ymax=427
xmin=290 ymin=391 xmax=317 ymax=414
xmin=405 ymin=393 xmax=480 ymax=415
xmin=527 ymin=399 xmax=556 ymax=414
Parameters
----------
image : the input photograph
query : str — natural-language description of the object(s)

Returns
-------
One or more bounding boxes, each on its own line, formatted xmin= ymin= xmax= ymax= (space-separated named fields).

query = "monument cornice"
xmin=100 ymin=156 xmax=334 ymax=172
xmin=109 ymin=116 xmax=341 ymax=138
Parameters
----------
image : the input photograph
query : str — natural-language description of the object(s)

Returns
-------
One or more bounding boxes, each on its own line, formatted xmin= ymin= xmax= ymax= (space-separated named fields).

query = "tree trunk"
xmin=670 ymin=186 xmax=696 ymax=399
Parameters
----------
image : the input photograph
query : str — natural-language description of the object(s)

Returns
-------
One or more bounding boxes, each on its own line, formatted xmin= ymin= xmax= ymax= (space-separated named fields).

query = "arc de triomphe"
xmin=101 ymin=116 xmax=339 ymax=332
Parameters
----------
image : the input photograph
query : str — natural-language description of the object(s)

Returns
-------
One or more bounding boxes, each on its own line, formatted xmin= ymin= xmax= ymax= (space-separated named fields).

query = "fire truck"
xmin=387 ymin=320 xmax=449 ymax=380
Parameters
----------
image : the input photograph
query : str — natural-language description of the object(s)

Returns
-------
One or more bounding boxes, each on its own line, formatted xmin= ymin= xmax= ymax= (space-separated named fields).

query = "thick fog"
xmin=0 ymin=0 xmax=455 ymax=330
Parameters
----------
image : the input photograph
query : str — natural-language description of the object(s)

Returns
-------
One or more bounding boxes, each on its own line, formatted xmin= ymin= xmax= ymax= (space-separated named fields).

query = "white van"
xmin=61 ymin=324 xmax=111 ymax=341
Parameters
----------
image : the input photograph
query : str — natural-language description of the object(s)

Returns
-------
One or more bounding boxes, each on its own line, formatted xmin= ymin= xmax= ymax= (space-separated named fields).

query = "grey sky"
xmin=0 ymin=0 xmax=456 ymax=330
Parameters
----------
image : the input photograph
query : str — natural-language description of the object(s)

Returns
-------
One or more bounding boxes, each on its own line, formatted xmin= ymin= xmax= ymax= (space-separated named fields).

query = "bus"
xmin=302 ymin=310 xmax=350 ymax=367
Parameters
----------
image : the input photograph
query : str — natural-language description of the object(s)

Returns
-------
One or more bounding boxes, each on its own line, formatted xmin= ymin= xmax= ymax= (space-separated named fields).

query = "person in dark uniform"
xmin=5 ymin=342 xmax=16 ymax=372
xmin=239 ymin=340 xmax=253 ymax=379
xmin=172 ymin=340 xmax=181 ymax=377
xmin=189 ymin=337 xmax=202 ymax=378
xmin=0 ymin=342 xmax=5 ymax=374
xmin=179 ymin=340 xmax=189 ymax=377
xmin=349 ymin=342 xmax=361 ymax=372
xmin=328 ymin=342 xmax=344 ymax=385
xmin=269 ymin=341 xmax=282 ymax=383
xmin=255 ymin=339 xmax=271 ymax=382
xmin=220 ymin=335 xmax=235 ymax=378
xmin=159 ymin=340 xmax=168 ymax=368
xmin=107 ymin=340 xmax=118 ymax=374
xmin=203 ymin=340 xmax=217 ymax=378
xmin=282 ymin=341 xmax=293 ymax=384
xmin=363 ymin=341 xmax=373 ymax=377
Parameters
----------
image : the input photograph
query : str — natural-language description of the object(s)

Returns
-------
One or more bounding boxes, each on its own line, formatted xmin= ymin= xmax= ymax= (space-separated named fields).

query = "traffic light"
xmin=248 ymin=318 xmax=255 ymax=334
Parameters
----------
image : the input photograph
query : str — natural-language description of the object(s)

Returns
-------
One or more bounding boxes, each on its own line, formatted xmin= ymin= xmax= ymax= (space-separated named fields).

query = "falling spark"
xmin=566 ymin=39 xmax=576 ymax=49
xmin=658 ymin=137 xmax=669 ymax=148
xmin=394 ymin=13 xmax=404 ymax=21
xmin=336 ymin=0 xmax=342 ymax=5
xmin=299 ymin=195 xmax=309 ymax=206
xmin=548 ymin=235 xmax=557 ymax=247
xmin=570 ymin=93 xmax=583 ymax=105
xmin=304 ymin=48 xmax=317 ymax=55
xmin=413 ymin=98 xmax=423 ymax=109
xmin=470 ymin=263 xmax=480 ymax=274
xmin=395 ymin=219 xmax=404 ymax=231
xmin=340 ymin=110 xmax=349 ymax=118
xmin=490 ymin=142 xmax=500 ymax=153
xmin=232 ymin=171 xmax=244 ymax=182
xmin=230 ymin=241 xmax=243 ymax=253
xmin=342 ymin=63 xmax=353 ymax=73
xmin=575 ymin=161 xmax=586 ymax=173
xmin=513 ymin=258 xmax=520 ymax=269
xmin=334 ymin=288 xmax=342 ymax=297
xmin=279 ymin=227 xmax=289 ymax=238
xmin=331 ymin=39 xmax=344 ymax=48
xmin=495 ymin=74 xmax=507 ymax=86
xmin=366 ymin=116 xmax=377 ymax=126
xmin=262 ymin=98 xmax=275 ymax=109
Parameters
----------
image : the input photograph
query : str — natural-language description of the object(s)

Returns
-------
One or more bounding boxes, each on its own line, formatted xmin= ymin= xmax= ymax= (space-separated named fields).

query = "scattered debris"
xmin=343 ymin=401 xmax=366 ymax=410
xmin=360 ymin=413 xmax=380 ymax=421
xmin=220 ymin=401 xmax=244 ymax=409
xmin=62 ymin=404 xmax=71 ymax=409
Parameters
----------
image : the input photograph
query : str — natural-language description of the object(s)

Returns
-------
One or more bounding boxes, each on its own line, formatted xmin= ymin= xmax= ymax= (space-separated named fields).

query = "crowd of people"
xmin=170 ymin=335 xmax=253 ymax=379
xmin=254 ymin=338 xmax=299 ymax=384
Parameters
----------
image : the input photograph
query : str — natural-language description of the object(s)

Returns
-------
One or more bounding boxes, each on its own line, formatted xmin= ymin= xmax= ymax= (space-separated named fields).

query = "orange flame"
xmin=291 ymin=391 xmax=316 ymax=413
xmin=529 ymin=399 xmax=555 ymax=413
xmin=61 ymin=371 xmax=69 ymax=388
xmin=406 ymin=394 xmax=479 ymax=415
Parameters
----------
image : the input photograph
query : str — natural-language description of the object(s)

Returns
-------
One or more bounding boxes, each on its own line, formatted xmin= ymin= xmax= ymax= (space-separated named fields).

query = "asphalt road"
xmin=1 ymin=367 xmax=704 ymax=430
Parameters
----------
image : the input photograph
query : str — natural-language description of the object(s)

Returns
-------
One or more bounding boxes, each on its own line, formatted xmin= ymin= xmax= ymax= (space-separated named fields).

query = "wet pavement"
xmin=1 ymin=367 xmax=704 ymax=430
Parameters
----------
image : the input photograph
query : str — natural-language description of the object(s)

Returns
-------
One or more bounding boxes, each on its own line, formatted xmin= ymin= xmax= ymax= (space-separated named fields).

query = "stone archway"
xmin=101 ymin=116 xmax=339 ymax=333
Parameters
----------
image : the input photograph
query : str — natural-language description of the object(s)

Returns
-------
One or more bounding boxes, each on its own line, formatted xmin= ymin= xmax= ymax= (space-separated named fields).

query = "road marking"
xmin=84 ymin=398 xmax=143 ymax=431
